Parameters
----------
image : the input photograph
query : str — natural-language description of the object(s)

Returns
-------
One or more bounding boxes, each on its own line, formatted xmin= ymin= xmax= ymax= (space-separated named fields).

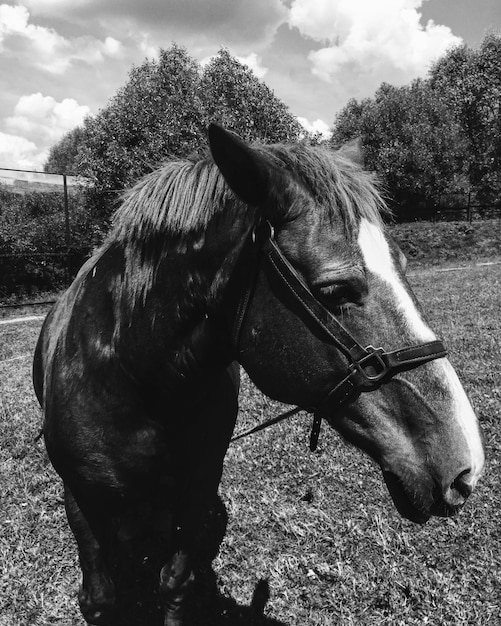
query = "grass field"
xmin=0 ymin=256 xmax=500 ymax=625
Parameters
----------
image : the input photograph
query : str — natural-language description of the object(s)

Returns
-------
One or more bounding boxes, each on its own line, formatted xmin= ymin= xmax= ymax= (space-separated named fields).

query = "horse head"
xmin=209 ymin=124 xmax=484 ymax=524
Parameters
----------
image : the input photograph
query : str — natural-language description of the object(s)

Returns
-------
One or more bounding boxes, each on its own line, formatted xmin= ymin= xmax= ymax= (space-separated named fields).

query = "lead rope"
xmin=230 ymin=406 xmax=323 ymax=452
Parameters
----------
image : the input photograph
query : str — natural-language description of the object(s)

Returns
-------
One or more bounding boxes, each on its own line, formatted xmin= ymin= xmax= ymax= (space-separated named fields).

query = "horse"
xmin=33 ymin=124 xmax=484 ymax=625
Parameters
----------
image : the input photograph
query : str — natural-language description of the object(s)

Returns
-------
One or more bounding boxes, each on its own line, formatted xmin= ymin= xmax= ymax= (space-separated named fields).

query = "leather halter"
xmin=231 ymin=220 xmax=447 ymax=451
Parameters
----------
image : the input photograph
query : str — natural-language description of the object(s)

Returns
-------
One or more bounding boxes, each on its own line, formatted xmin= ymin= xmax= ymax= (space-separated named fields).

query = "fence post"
xmin=63 ymin=174 xmax=70 ymax=281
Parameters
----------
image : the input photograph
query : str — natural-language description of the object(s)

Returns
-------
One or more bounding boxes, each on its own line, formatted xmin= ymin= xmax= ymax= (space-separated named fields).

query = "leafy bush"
xmin=0 ymin=186 xmax=107 ymax=297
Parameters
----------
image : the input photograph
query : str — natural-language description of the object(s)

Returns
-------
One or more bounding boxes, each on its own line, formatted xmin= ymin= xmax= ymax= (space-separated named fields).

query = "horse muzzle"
xmin=382 ymin=464 xmax=476 ymax=525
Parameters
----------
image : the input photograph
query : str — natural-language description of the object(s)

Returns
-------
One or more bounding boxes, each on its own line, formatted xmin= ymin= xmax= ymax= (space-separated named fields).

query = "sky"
xmin=0 ymin=0 xmax=500 ymax=171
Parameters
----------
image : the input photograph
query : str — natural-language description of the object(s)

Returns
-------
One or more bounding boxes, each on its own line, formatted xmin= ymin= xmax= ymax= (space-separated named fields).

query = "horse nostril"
xmin=444 ymin=468 xmax=473 ymax=507
xmin=452 ymin=470 xmax=473 ymax=499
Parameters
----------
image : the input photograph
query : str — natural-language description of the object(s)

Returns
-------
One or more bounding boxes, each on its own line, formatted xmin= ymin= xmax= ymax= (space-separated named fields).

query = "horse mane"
xmin=105 ymin=142 xmax=388 ymax=312
xmin=110 ymin=142 xmax=386 ymax=245
xmin=111 ymin=156 xmax=235 ymax=241
xmin=265 ymin=143 xmax=387 ymax=235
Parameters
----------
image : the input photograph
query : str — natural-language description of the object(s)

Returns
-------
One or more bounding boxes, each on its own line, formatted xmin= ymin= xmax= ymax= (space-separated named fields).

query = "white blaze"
xmin=357 ymin=219 xmax=435 ymax=341
xmin=357 ymin=218 xmax=484 ymax=481
xmin=438 ymin=359 xmax=485 ymax=481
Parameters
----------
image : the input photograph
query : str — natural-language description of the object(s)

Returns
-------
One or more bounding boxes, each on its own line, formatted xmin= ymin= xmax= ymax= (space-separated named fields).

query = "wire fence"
xmin=394 ymin=192 xmax=501 ymax=222
xmin=0 ymin=166 xmax=87 ymax=277
xmin=0 ymin=168 xmax=97 ymax=309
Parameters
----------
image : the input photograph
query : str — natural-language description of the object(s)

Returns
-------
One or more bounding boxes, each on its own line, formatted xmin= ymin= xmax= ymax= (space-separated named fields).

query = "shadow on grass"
xmin=103 ymin=497 xmax=287 ymax=626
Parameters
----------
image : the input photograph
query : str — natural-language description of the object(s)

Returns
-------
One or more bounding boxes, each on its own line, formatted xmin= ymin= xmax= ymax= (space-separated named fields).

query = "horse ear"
xmin=337 ymin=137 xmax=364 ymax=167
xmin=208 ymin=124 xmax=271 ymax=206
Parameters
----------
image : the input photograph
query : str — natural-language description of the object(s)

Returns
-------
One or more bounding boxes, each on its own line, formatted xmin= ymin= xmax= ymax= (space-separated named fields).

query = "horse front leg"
xmin=160 ymin=365 xmax=239 ymax=625
xmin=64 ymin=485 xmax=116 ymax=625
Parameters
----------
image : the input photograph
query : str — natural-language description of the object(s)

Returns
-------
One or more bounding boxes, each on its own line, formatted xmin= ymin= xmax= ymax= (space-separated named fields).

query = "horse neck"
xmin=113 ymin=210 xmax=255 ymax=391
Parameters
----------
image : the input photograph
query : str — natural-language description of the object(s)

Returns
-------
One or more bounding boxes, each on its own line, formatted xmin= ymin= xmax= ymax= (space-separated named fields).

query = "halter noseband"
xmin=231 ymin=220 xmax=447 ymax=451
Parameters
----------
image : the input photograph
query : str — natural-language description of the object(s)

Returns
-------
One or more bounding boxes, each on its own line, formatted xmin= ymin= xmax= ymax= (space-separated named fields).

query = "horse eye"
xmin=317 ymin=282 xmax=360 ymax=307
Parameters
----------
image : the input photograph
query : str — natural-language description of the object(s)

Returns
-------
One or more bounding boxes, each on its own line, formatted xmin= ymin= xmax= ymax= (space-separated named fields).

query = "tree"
xmin=77 ymin=45 xmax=206 ymax=193
xmin=44 ymin=126 xmax=86 ymax=175
xmin=331 ymin=97 xmax=371 ymax=147
xmin=430 ymin=33 xmax=501 ymax=203
xmin=45 ymin=45 xmax=304 ymax=207
xmin=332 ymin=80 xmax=465 ymax=216
xmin=332 ymin=33 xmax=501 ymax=217
xmin=201 ymin=48 xmax=303 ymax=143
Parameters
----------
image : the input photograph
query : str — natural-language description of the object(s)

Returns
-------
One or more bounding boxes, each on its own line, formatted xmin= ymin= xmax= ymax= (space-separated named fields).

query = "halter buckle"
xmin=351 ymin=346 xmax=388 ymax=386
xmin=251 ymin=220 xmax=274 ymax=245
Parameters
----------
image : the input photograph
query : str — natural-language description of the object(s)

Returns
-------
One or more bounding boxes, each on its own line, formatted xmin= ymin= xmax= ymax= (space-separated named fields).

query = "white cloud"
xmin=288 ymin=0 xmax=462 ymax=84
xmin=0 ymin=3 xmax=26 ymax=33
xmin=235 ymin=53 xmax=268 ymax=79
xmin=0 ymin=3 xmax=123 ymax=73
xmin=2 ymin=93 xmax=89 ymax=169
xmin=6 ymin=92 xmax=89 ymax=142
xmin=297 ymin=117 xmax=333 ymax=140
xmin=0 ymin=131 xmax=44 ymax=170
xmin=103 ymin=36 xmax=122 ymax=56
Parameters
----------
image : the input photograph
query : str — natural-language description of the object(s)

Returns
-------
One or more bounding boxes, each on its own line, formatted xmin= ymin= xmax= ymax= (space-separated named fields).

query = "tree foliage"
xmin=332 ymin=33 xmax=501 ymax=217
xmin=0 ymin=185 xmax=104 ymax=295
xmin=44 ymin=126 xmax=86 ymax=175
xmin=45 ymin=45 xmax=303 ymax=203
xmin=332 ymin=80 xmax=465 ymax=212
xmin=201 ymin=49 xmax=302 ymax=143
xmin=429 ymin=33 xmax=501 ymax=202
